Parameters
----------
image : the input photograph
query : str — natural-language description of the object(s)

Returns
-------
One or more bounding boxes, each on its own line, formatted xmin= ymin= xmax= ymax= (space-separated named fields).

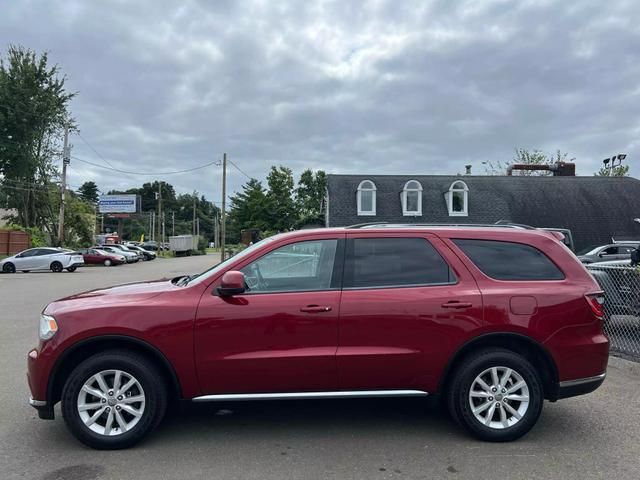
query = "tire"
xmin=2 ymin=262 xmax=16 ymax=274
xmin=22 ymin=270 xmax=30 ymax=273
xmin=50 ymin=261 xmax=63 ymax=273
xmin=447 ymin=348 xmax=543 ymax=442
xmin=104 ymin=259 xmax=112 ymax=267
xmin=67 ymin=267 xmax=77 ymax=272
xmin=61 ymin=350 xmax=167 ymax=449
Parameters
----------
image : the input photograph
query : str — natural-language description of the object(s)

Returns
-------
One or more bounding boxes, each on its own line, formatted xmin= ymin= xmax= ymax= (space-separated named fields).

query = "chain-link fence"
xmin=587 ymin=264 xmax=640 ymax=359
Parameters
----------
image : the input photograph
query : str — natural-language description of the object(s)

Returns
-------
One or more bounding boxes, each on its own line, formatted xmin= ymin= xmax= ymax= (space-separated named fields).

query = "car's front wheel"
xmin=447 ymin=349 xmax=543 ymax=442
xmin=103 ymin=259 xmax=112 ymax=267
xmin=61 ymin=350 xmax=167 ymax=449
xmin=2 ymin=262 xmax=16 ymax=273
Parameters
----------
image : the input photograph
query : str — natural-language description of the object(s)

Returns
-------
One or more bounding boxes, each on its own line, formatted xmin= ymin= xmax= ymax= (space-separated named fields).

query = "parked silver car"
xmin=0 ymin=247 xmax=84 ymax=273
xmin=577 ymin=242 xmax=640 ymax=264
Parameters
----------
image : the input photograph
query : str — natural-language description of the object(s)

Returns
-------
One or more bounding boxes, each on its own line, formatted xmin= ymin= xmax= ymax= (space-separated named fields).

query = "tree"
xmin=266 ymin=166 xmax=297 ymax=231
xmin=295 ymin=169 xmax=327 ymax=226
xmin=596 ymin=164 xmax=629 ymax=176
xmin=0 ymin=45 xmax=75 ymax=238
xmin=78 ymin=181 xmax=99 ymax=204
xmin=227 ymin=179 xmax=270 ymax=242
xmin=484 ymin=148 xmax=575 ymax=176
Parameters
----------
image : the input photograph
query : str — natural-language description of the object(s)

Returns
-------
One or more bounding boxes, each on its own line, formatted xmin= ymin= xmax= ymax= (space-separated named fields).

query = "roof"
xmin=326 ymin=174 xmax=640 ymax=250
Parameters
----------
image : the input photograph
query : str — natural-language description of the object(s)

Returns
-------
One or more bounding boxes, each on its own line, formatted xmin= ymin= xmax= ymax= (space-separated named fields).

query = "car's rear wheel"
xmin=61 ymin=350 xmax=167 ymax=449
xmin=2 ymin=262 xmax=16 ymax=273
xmin=67 ymin=266 xmax=77 ymax=272
xmin=22 ymin=270 xmax=30 ymax=273
xmin=50 ymin=261 xmax=63 ymax=273
xmin=103 ymin=259 xmax=112 ymax=267
xmin=447 ymin=349 xmax=543 ymax=442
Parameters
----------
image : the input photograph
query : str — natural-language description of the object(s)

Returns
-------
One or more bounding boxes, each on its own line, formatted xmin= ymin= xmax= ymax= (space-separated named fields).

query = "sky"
xmin=1 ymin=0 xmax=639 ymax=202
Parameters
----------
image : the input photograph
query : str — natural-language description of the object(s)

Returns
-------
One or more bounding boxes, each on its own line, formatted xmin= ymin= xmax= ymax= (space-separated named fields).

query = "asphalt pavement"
xmin=1 ymin=255 xmax=639 ymax=480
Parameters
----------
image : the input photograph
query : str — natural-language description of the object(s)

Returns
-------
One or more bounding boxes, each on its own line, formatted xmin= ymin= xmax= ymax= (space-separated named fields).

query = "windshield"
xmin=188 ymin=236 xmax=278 ymax=285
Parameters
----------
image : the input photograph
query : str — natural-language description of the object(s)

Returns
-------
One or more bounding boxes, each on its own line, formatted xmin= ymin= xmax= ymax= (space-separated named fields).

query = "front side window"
xmin=240 ymin=239 xmax=338 ymax=293
xmin=453 ymin=239 xmax=564 ymax=281
xmin=357 ymin=180 xmax=376 ymax=216
xmin=446 ymin=181 xmax=469 ymax=216
xmin=402 ymin=180 xmax=422 ymax=216
xmin=344 ymin=237 xmax=455 ymax=289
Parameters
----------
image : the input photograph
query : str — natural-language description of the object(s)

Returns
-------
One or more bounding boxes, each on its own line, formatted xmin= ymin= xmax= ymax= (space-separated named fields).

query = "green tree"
xmin=0 ymin=45 xmax=75 ymax=238
xmin=295 ymin=169 xmax=327 ymax=226
xmin=484 ymin=149 xmax=574 ymax=176
xmin=227 ymin=179 xmax=270 ymax=242
xmin=78 ymin=181 xmax=99 ymax=204
xmin=596 ymin=164 xmax=629 ymax=176
xmin=266 ymin=166 xmax=296 ymax=231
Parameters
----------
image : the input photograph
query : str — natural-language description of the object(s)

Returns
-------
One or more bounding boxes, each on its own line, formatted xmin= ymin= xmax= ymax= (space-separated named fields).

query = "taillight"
xmin=585 ymin=293 xmax=605 ymax=319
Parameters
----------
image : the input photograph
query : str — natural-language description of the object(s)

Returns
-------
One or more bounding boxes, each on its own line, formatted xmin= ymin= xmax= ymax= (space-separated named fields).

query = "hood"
xmin=44 ymin=278 xmax=178 ymax=315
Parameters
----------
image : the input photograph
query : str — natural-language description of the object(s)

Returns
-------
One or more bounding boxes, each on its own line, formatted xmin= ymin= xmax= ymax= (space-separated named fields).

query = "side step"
xmin=192 ymin=390 xmax=429 ymax=402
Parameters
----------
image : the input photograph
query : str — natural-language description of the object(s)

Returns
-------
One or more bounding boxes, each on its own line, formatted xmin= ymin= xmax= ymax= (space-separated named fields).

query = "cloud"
xmin=1 ymin=0 xmax=638 ymax=199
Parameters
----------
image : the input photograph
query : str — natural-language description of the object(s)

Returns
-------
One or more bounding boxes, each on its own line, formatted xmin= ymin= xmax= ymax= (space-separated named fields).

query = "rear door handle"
xmin=441 ymin=301 xmax=473 ymax=309
xmin=300 ymin=305 xmax=332 ymax=313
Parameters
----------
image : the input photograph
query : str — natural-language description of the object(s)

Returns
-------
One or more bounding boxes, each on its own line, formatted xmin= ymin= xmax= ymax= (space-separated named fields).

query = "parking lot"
xmin=1 ymin=255 xmax=639 ymax=480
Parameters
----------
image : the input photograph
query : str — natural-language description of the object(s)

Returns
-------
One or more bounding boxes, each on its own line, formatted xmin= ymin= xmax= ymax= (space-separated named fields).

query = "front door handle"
xmin=441 ymin=301 xmax=473 ymax=309
xmin=300 ymin=305 xmax=332 ymax=313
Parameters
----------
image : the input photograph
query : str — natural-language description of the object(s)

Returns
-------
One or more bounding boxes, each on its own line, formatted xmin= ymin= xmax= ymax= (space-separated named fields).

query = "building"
xmin=325 ymin=174 xmax=640 ymax=251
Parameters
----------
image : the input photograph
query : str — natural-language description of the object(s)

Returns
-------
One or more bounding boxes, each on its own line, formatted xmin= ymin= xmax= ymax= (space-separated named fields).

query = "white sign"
xmin=98 ymin=195 xmax=137 ymax=213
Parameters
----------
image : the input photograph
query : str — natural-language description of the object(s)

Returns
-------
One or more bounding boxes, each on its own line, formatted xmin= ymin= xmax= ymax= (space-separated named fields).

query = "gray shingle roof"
xmin=326 ymin=174 xmax=640 ymax=251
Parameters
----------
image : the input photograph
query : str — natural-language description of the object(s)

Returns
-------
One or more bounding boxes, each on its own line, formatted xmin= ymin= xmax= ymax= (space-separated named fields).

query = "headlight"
xmin=39 ymin=314 xmax=58 ymax=341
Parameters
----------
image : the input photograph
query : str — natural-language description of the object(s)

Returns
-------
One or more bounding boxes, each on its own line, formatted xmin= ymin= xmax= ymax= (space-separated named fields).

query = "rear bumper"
xmin=556 ymin=372 xmax=606 ymax=400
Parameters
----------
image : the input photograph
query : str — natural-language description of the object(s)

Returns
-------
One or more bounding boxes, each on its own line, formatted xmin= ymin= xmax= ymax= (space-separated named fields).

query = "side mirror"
xmin=217 ymin=271 xmax=246 ymax=296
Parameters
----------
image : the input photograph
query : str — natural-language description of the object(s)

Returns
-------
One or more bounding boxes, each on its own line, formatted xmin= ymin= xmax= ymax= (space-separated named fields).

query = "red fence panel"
xmin=0 ymin=230 xmax=31 ymax=255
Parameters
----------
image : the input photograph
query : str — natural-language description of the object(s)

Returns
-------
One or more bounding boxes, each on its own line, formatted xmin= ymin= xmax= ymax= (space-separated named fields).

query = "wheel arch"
xmin=48 ymin=335 xmax=182 ymax=405
xmin=439 ymin=332 xmax=559 ymax=401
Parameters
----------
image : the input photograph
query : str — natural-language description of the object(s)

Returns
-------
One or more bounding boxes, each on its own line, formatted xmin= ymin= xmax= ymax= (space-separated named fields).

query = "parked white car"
xmin=0 ymin=247 xmax=84 ymax=273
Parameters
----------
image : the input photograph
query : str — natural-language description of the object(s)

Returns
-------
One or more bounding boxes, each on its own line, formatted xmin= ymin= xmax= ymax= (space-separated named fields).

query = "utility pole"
xmin=192 ymin=194 xmax=196 ymax=235
xmin=221 ymin=153 xmax=227 ymax=261
xmin=172 ymin=211 xmax=175 ymax=237
xmin=196 ymin=217 xmax=200 ymax=237
xmin=57 ymin=124 xmax=70 ymax=246
xmin=214 ymin=213 xmax=219 ymax=248
xmin=156 ymin=182 xmax=162 ymax=249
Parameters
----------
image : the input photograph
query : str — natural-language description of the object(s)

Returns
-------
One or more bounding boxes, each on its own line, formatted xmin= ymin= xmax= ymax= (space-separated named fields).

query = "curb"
xmin=608 ymin=354 xmax=640 ymax=376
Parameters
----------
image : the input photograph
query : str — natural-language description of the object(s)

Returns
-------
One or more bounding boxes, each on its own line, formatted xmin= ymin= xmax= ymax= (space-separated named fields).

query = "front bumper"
xmin=29 ymin=397 xmax=54 ymax=419
xmin=556 ymin=372 xmax=606 ymax=400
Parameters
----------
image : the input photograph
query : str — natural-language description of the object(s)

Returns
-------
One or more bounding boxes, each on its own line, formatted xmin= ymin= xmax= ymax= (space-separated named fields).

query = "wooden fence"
xmin=0 ymin=230 xmax=31 ymax=256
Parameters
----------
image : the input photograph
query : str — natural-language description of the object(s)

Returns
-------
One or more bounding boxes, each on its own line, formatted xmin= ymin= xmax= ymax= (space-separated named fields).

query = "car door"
xmin=13 ymin=249 xmax=39 ymax=270
xmin=194 ymin=234 xmax=345 ymax=394
xmin=34 ymin=249 xmax=58 ymax=270
xmin=337 ymin=232 xmax=482 ymax=393
xmin=598 ymin=246 xmax=619 ymax=261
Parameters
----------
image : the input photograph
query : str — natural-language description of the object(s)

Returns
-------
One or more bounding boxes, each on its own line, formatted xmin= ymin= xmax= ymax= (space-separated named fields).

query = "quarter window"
xmin=453 ymin=239 xmax=564 ymax=280
xmin=402 ymin=180 xmax=423 ymax=216
xmin=344 ymin=237 xmax=455 ymax=289
xmin=357 ymin=180 xmax=376 ymax=216
xmin=240 ymin=239 xmax=338 ymax=293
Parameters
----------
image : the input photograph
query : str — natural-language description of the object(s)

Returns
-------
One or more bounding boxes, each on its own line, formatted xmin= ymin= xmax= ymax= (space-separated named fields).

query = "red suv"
xmin=27 ymin=226 xmax=608 ymax=449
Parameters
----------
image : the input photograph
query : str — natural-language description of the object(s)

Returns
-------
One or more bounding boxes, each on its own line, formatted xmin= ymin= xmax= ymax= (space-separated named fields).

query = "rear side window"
xmin=344 ymin=237 xmax=455 ymax=288
xmin=453 ymin=239 xmax=564 ymax=281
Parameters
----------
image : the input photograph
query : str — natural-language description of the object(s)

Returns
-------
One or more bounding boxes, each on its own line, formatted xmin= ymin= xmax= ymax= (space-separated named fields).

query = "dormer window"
xmin=402 ymin=180 xmax=422 ymax=216
xmin=357 ymin=180 xmax=376 ymax=216
xmin=446 ymin=180 xmax=469 ymax=216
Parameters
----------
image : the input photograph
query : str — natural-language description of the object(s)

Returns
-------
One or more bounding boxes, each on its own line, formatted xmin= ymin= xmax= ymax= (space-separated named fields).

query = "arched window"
xmin=446 ymin=180 xmax=469 ymax=216
xmin=402 ymin=180 xmax=422 ymax=216
xmin=357 ymin=180 xmax=376 ymax=216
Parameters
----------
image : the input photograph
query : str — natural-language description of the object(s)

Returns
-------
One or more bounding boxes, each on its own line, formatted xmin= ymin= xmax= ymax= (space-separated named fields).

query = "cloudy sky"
xmin=2 ymin=0 xmax=639 ymax=201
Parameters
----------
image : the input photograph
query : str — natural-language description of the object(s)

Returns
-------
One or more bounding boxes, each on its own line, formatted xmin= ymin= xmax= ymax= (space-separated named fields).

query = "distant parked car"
xmin=125 ymin=245 xmax=156 ymax=261
xmin=77 ymin=248 xmax=125 ymax=267
xmin=577 ymin=243 xmax=640 ymax=264
xmin=95 ymin=246 xmax=139 ymax=263
xmin=140 ymin=241 xmax=159 ymax=251
xmin=0 ymin=247 xmax=84 ymax=273
xmin=104 ymin=244 xmax=144 ymax=261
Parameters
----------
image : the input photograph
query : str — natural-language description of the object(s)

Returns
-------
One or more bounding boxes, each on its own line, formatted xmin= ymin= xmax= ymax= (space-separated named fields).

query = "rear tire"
xmin=50 ymin=261 xmax=63 ymax=273
xmin=67 ymin=267 xmax=77 ymax=272
xmin=447 ymin=349 xmax=543 ymax=442
xmin=22 ymin=270 xmax=30 ymax=273
xmin=61 ymin=350 xmax=167 ymax=449
xmin=3 ymin=262 xmax=16 ymax=273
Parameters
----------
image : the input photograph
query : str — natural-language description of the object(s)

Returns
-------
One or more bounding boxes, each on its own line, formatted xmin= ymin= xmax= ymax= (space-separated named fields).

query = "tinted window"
xmin=344 ymin=237 xmax=454 ymax=288
xmin=241 ymin=239 xmax=338 ymax=293
xmin=602 ymin=246 xmax=619 ymax=255
xmin=453 ymin=239 xmax=564 ymax=281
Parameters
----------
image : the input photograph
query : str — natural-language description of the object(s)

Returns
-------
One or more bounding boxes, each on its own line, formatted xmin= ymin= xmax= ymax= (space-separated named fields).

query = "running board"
xmin=192 ymin=390 xmax=429 ymax=402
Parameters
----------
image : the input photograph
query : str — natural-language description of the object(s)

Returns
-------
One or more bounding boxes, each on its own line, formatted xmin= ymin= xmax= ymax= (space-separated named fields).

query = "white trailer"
xmin=169 ymin=235 xmax=198 ymax=256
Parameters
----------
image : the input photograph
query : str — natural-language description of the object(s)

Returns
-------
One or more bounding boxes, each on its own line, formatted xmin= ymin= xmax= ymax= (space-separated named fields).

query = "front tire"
xmin=103 ymin=259 xmax=112 ymax=267
xmin=61 ymin=350 xmax=167 ymax=449
xmin=447 ymin=349 xmax=543 ymax=442
xmin=2 ymin=262 xmax=16 ymax=273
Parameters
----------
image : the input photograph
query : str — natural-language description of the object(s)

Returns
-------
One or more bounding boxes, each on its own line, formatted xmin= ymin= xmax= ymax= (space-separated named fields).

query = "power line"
xmin=76 ymin=133 xmax=118 ymax=169
xmin=71 ymin=155 xmax=220 ymax=176
xmin=227 ymin=158 xmax=253 ymax=180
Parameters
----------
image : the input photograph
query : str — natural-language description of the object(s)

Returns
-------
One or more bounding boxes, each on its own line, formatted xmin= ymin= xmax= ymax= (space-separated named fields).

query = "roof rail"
xmin=345 ymin=222 xmax=389 ymax=229
xmin=346 ymin=222 xmax=532 ymax=230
